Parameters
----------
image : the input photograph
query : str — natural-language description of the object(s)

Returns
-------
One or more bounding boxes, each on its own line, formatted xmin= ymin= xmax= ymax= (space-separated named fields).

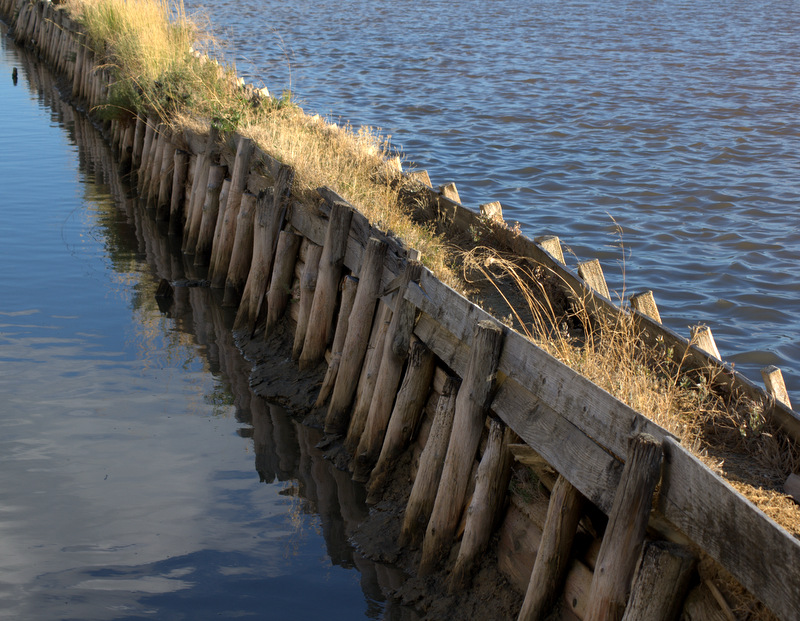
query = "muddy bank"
xmin=237 ymin=324 xmax=525 ymax=620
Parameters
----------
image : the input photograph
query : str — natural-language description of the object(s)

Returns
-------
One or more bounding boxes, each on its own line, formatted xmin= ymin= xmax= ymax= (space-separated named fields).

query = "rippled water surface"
xmin=184 ymin=0 xmax=800 ymax=401
xmin=0 ymin=27 xmax=402 ymax=620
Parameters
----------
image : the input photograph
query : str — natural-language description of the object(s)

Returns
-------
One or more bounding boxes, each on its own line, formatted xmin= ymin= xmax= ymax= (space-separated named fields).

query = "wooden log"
xmin=761 ymin=365 xmax=792 ymax=409
xmin=630 ymin=290 xmax=662 ymax=324
xmin=344 ymin=302 xmax=392 ymax=455
xmin=264 ymin=230 xmax=302 ymax=332
xmin=183 ymin=127 xmax=219 ymax=252
xmin=234 ymin=167 xmax=293 ymax=333
xmin=517 ymin=475 xmax=585 ymax=621
xmin=209 ymin=136 xmax=254 ymax=283
xmin=419 ymin=320 xmax=505 ymax=575
xmin=313 ymin=275 xmax=359 ymax=403
xmin=366 ymin=339 xmax=436 ymax=503
xmin=145 ymin=126 xmax=167 ymax=203
xmin=690 ymin=325 xmax=721 ymax=359
xmin=156 ymin=140 xmax=177 ymax=219
xmin=577 ymin=259 xmax=611 ymax=300
xmin=439 ymin=182 xmax=460 ymax=203
xmin=324 ymin=237 xmax=388 ymax=434
xmin=292 ymin=242 xmax=324 ymax=361
xmin=450 ymin=420 xmax=514 ymax=591
xmin=118 ymin=120 xmax=134 ymax=177
xmin=223 ymin=192 xmax=257 ymax=306
xmin=620 ymin=540 xmax=695 ymax=621
xmin=400 ymin=376 xmax=460 ymax=548
xmin=137 ymin=119 xmax=156 ymax=195
xmin=298 ymin=201 xmax=354 ymax=369
xmin=131 ymin=114 xmax=146 ymax=172
xmin=584 ymin=433 xmax=664 ymax=621
xmin=168 ymin=149 xmax=190 ymax=236
xmin=193 ymin=165 xmax=227 ymax=263
xmin=480 ymin=201 xmax=504 ymax=223
xmin=352 ymin=261 xmax=423 ymax=482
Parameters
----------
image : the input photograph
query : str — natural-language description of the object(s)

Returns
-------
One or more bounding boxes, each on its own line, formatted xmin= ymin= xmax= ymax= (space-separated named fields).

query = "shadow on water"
xmin=1 ymin=26 xmax=417 ymax=621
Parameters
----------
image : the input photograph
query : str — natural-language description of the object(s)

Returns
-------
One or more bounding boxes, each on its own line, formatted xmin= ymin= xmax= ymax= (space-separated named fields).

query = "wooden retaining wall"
xmin=4 ymin=2 xmax=800 ymax=619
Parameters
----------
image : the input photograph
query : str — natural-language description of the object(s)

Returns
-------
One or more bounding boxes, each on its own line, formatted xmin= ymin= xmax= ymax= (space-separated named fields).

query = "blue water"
xmin=0 ymin=27 xmax=396 ymax=620
xmin=185 ymin=0 xmax=800 ymax=402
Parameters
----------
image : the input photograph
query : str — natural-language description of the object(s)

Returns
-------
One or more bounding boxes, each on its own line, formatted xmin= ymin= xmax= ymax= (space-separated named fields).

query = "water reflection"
xmin=0 ymin=27 xmax=410 ymax=620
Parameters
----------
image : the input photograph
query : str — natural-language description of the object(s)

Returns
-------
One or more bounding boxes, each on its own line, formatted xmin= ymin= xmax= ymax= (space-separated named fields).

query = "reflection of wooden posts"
xmin=269 ymin=404 xmax=300 ymax=478
xmin=517 ymin=475 xmax=585 ymax=621
xmin=345 ymin=302 xmax=392 ymax=455
xmin=292 ymin=243 xmax=324 ymax=360
xmin=314 ymin=275 xmax=359 ymax=401
xmin=353 ymin=261 xmax=422 ymax=482
xmin=235 ymin=165 xmax=293 ymax=333
xmin=298 ymin=202 xmax=353 ymax=369
xmin=251 ymin=395 xmax=277 ymax=484
xmin=223 ymin=192 xmax=257 ymax=306
xmin=168 ymin=149 xmax=190 ymax=236
xmin=193 ymin=165 xmax=227 ymax=263
xmin=366 ymin=339 xmax=435 ymax=502
xmin=400 ymin=376 xmax=460 ymax=548
xmin=450 ymin=419 xmax=513 ymax=591
xmin=621 ymin=541 xmax=695 ymax=621
xmin=584 ymin=434 xmax=663 ymax=621
xmin=324 ymin=237 xmax=388 ymax=433
xmin=265 ymin=231 xmax=302 ymax=332
xmin=419 ymin=320 xmax=505 ymax=575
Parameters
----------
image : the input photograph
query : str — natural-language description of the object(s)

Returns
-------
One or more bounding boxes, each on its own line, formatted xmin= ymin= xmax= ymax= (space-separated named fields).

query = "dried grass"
xmin=460 ymin=244 xmax=800 ymax=540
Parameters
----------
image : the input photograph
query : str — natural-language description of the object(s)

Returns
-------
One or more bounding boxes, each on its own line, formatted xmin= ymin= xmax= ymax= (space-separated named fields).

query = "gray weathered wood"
xmin=223 ymin=191 xmax=257 ymax=306
xmin=292 ymin=242 xmax=324 ymax=361
xmin=168 ymin=149 xmax=190 ymax=235
xmin=517 ymin=475 xmax=585 ymax=621
xmin=193 ymin=165 xmax=227 ymax=263
xmin=621 ymin=540 xmax=695 ymax=621
xmin=585 ymin=434 xmax=663 ymax=621
xmin=265 ymin=230 xmax=301 ymax=332
xmin=313 ymin=274 xmax=358 ymax=404
xmin=419 ymin=320 xmax=505 ymax=575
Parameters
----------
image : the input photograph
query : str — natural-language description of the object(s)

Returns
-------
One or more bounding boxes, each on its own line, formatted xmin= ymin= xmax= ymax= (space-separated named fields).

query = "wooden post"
xmin=137 ymin=119 xmax=155 ymax=195
xmin=209 ymin=136 xmax=254 ymax=282
xmin=577 ymin=259 xmax=611 ymax=299
xmin=419 ymin=320 xmax=505 ymax=575
xmin=324 ymin=238 xmax=388 ymax=434
xmin=192 ymin=165 xmax=227 ymax=263
xmin=449 ymin=419 xmax=514 ymax=591
xmin=145 ymin=126 xmax=167 ymax=203
xmin=690 ymin=325 xmax=721 ymax=360
xmin=761 ymin=365 xmax=792 ymax=409
xmin=534 ymin=235 xmax=566 ymax=266
xmin=621 ymin=541 xmax=695 ymax=621
xmin=352 ymin=261 xmax=422 ymax=482
xmin=480 ymin=201 xmax=504 ymax=223
xmin=313 ymin=275 xmax=359 ymax=403
xmin=400 ymin=376 xmax=460 ymax=548
xmin=298 ymin=201 xmax=353 ymax=369
xmin=223 ymin=192 xmax=257 ymax=306
xmin=131 ymin=114 xmax=146 ymax=172
xmin=439 ymin=182 xmax=461 ymax=203
xmin=366 ymin=339 xmax=436 ymax=503
xmin=630 ymin=291 xmax=662 ymax=324
xmin=344 ymin=302 xmax=392 ymax=455
xmin=517 ymin=475 xmax=585 ymax=621
xmin=292 ymin=242 xmax=324 ymax=360
xmin=234 ymin=167 xmax=293 ymax=334
xmin=183 ymin=127 xmax=219 ymax=252
xmin=584 ymin=433 xmax=664 ymax=621
xmin=264 ymin=230 xmax=302 ymax=332
xmin=156 ymin=141 xmax=177 ymax=219
xmin=168 ymin=149 xmax=190 ymax=236
xmin=119 ymin=121 xmax=134 ymax=177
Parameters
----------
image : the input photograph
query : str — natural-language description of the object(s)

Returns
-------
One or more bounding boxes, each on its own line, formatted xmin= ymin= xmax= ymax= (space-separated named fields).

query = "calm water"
xmin=184 ymin=0 xmax=800 ymax=402
xmin=0 ymin=28 xmax=408 ymax=620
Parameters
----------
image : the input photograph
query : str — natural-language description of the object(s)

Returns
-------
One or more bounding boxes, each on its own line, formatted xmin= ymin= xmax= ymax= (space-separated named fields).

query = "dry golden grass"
xmin=461 ymin=245 xmax=800 ymax=540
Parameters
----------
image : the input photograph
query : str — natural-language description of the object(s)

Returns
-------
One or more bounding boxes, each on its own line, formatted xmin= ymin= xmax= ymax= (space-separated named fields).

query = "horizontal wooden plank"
xmin=659 ymin=437 xmax=800 ymax=621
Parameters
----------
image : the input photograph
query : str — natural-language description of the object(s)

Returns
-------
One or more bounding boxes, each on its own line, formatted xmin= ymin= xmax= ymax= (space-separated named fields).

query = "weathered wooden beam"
xmin=761 ymin=365 xmax=792 ymax=409
xmin=292 ymin=242 xmax=324 ymax=360
xmin=584 ymin=433 xmax=663 ymax=621
xmin=299 ymin=200 xmax=353 ymax=369
xmin=517 ymin=475 xmax=585 ymax=621
xmin=313 ymin=274 xmax=358 ymax=402
xmin=223 ymin=191 xmax=257 ymax=306
xmin=193 ymin=165 xmax=227 ymax=263
xmin=264 ymin=230 xmax=301 ymax=333
xmin=419 ymin=320 xmax=505 ymax=575
xmin=630 ymin=290 xmax=662 ymax=324
xmin=621 ymin=540 xmax=695 ymax=621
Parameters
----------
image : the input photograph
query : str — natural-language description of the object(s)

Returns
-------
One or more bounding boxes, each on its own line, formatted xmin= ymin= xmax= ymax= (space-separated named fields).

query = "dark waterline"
xmin=0 ymin=27 xmax=410 ymax=620
xmin=183 ymin=0 xmax=800 ymax=403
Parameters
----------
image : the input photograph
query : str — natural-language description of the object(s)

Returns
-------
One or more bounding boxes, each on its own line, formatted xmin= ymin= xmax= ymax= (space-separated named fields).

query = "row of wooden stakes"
xmin=6 ymin=2 xmax=796 ymax=619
